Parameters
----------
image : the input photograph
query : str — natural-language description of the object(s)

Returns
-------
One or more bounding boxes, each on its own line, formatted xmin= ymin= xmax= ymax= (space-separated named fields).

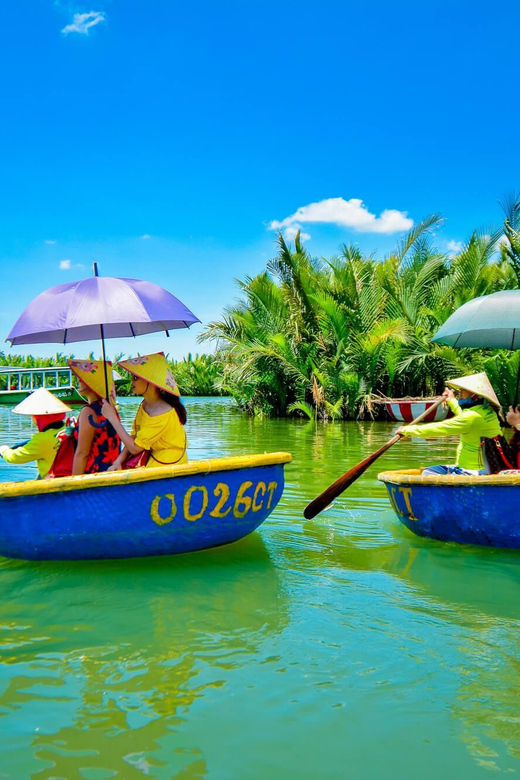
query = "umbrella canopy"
xmin=432 ymin=289 xmax=520 ymax=405
xmin=7 ymin=276 xmax=200 ymax=346
xmin=432 ymin=290 xmax=520 ymax=350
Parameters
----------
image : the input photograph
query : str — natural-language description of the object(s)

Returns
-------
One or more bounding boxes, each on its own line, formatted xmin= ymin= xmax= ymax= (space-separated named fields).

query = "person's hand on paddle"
xmin=506 ymin=406 xmax=520 ymax=430
xmin=442 ymin=387 xmax=455 ymax=400
xmin=395 ymin=426 xmax=406 ymax=437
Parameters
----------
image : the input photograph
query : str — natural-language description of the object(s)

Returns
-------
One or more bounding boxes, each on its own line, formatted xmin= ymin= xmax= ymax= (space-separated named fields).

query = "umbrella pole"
xmin=93 ymin=262 xmax=110 ymax=401
xmin=99 ymin=324 xmax=110 ymax=401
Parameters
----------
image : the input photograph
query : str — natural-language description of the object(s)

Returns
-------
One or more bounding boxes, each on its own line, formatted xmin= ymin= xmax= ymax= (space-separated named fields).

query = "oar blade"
xmin=302 ymin=395 xmax=444 ymax=520
xmin=303 ymin=435 xmax=400 ymax=519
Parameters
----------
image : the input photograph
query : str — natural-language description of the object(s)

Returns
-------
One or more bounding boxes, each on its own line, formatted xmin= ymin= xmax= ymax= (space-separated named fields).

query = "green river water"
xmin=0 ymin=397 xmax=519 ymax=779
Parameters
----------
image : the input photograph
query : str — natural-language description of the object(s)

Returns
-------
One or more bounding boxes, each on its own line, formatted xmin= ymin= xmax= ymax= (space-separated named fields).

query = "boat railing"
xmin=0 ymin=366 xmax=75 ymax=393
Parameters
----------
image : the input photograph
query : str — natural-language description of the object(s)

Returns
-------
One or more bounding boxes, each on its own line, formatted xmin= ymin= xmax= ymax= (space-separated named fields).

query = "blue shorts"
xmin=422 ymin=464 xmax=484 ymax=476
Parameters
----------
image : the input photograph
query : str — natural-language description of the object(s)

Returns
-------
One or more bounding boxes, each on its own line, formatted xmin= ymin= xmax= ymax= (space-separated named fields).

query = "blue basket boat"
xmin=0 ymin=452 xmax=292 ymax=560
xmin=378 ymin=469 xmax=520 ymax=548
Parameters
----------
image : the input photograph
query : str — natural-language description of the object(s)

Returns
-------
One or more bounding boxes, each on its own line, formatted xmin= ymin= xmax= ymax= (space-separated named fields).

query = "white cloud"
xmin=44 ymin=239 xmax=57 ymax=245
xmin=140 ymin=234 xmax=151 ymax=240
xmin=283 ymin=226 xmax=311 ymax=242
xmin=59 ymin=259 xmax=84 ymax=270
xmin=447 ymin=240 xmax=463 ymax=255
xmin=269 ymin=197 xmax=413 ymax=235
xmin=61 ymin=11 xmax=106 ymax=35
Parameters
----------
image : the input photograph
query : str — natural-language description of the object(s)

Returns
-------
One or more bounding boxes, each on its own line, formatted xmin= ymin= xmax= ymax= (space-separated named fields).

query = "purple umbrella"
xmin=6 ymin=264 xmax=200 ymax=397
xmin=7 ymin=272 xmax=200 ymax=345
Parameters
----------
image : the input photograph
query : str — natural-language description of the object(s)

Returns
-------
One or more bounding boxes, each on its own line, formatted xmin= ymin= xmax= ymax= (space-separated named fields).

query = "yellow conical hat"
xmin=13 ymin=388 xmax=72 ymax=416
xmin=118 ymin=353 xmax=180 ymax=396
xmin=446 ymin=372 xmax=501 ymax=408
xmin=68 ymin=359 xmax=116 ymax=403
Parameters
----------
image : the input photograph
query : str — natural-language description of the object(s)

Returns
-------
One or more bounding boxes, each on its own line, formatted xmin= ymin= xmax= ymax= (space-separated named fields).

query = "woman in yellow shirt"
xmin=101 ymin=352 xmax=187 ymax=469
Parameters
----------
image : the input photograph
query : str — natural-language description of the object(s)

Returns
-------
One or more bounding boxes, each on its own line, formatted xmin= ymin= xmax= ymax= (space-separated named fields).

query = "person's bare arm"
xmin=507 ymin=405 xmax=520 ymax=431
xmin=108 ymin=445 xmax=131 ymax=471
xmin=101 ymin=401 xmax=143 ymax=454
xmin=72 ymin=407 xmax=96 ymax=475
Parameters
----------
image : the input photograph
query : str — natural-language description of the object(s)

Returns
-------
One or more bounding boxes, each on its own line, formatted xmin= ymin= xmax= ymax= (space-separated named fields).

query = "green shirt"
xmin=401 ymin=398 xmax=501 ymax=470
xmin=0 ymin=427 xmax=64 ymax=479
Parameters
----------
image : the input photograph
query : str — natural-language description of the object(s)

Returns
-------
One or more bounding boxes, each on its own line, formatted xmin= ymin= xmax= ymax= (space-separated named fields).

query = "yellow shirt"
xmin=133 ymin=403 xmax=188 ymax=467
xmin=0 ymin=427 xmax=63 ymax=479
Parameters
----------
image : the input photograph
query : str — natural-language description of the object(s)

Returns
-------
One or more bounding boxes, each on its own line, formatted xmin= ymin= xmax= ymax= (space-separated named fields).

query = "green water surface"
xmin=0 ymin=398 xmax=519 ymax=779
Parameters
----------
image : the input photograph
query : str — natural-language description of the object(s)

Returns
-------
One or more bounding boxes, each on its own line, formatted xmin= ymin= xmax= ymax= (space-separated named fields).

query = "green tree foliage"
xmin=0 ymin=352 xmax=224 ymax=397
xmin=200 ymin=218 xmax=518 ymax=419
xmin=500 ymin=193 xmax=520 ymax=287
xmin=116 ymin=353 xmax=224 ymax=397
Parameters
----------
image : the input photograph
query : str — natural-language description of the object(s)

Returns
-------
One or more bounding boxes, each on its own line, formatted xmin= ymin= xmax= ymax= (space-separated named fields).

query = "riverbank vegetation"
xmin=116 ymin=353 xmax=225 ymax=397
xmin=0 ymin=352 xmax=224 ymax=398
xmin=201 ymin=210 xmax=520 ymax=418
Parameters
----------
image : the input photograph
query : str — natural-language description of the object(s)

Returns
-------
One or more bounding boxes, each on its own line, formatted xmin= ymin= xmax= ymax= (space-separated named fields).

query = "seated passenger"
xmin=0 ymin=388 xmax=71 ymax=479
xmin=503 ymin=405 xmax=520 ymax=471
xmin=397 ymin=372 xmax=502 ymax=475
xmin=68 ymin=359 xmax=121 ymax=475
xmin=100 ymin=352 xmax=188 ymax=470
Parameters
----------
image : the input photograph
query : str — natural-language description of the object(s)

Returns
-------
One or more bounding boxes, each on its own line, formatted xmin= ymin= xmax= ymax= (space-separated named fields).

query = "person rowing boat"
xmin=396 ymin=372 xmax=501 ymax=475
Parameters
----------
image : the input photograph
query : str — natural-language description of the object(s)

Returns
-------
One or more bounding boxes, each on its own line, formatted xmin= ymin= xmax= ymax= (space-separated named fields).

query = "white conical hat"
xmin=13 ymin=388 xmax=72 ymax=416
xmin=446 ymin=372 xmax=501 ymax=408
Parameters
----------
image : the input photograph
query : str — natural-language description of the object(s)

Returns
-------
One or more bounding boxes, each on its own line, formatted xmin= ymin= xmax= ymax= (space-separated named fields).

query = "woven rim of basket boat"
xmin=371 ymin=396 xmax=442 ymax=403
xmin=0 ymin=452 xmax=293 ymax=498
xmin=378 ymin=468 xmax=520 ymax=486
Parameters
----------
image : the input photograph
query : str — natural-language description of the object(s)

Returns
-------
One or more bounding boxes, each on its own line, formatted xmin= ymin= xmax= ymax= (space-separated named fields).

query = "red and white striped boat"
xmin=384 ymin=398 xmax=449 ymax=423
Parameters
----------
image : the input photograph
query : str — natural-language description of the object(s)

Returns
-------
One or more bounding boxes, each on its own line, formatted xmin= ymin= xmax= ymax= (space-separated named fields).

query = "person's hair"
xmin=159 ymin=390 xmax=187 ymax=425
xmin=478 ymin=396 xmax=504 ymax=424
xmin=40 ymin=419 xmax=66 ymax=432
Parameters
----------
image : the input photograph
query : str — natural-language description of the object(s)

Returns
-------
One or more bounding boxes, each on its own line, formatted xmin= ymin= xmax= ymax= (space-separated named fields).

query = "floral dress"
xmin=83 ymin=400 xmax=121 ymax=473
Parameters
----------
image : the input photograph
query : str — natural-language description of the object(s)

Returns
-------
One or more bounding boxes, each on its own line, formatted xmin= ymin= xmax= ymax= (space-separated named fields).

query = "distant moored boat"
xmin=0 ymin=366 xmax=86 ymax=405
xmin=383 ymin=398 xmax=449 ymax=423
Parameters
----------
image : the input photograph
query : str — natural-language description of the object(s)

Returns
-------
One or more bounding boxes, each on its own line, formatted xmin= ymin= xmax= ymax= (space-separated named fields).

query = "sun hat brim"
xmin=118 ymin=353 xmax=180 ymax=397
xmin=446 ymin=372 xmax=501 ymax=408
xmin=13 ymin=388 xmax=72 ymax=416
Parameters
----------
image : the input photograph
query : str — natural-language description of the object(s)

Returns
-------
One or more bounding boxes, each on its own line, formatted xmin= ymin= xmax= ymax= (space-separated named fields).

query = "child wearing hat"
xmin=396 ymin=372 xmax=502 ymax=475
xmin=67 ymin=360 xmax=121 ymax=475
xmin=101 ymin=353 xmax=188 ymax=470
xmin=0 ymin=388 xmax=71 ymax=479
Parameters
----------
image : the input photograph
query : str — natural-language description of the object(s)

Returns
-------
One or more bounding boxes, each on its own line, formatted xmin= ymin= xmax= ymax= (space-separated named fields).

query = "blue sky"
xmin=0 ymin=0 xmax=519 ymax=361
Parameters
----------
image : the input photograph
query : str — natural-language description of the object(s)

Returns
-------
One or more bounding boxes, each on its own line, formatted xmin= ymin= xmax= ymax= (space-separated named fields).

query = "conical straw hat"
xmin=13 ymin=388 xmax=72 ymax=416
xmin=118 ymin=353 xmax=180 ymax=396
xmin=446 ymin=372 xmax=501 ymax=407
xmin=68 ymin=359 xmax=116 ymax=403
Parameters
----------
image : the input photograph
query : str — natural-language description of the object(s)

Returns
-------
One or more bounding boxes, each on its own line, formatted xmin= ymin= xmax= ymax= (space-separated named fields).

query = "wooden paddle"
xmin=303 ymin=396 xmax=445 ymax=520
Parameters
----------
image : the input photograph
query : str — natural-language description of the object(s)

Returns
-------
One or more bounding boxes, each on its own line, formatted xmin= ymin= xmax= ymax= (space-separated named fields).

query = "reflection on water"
xmin=1 ymin=398 xmax=520 ymax=777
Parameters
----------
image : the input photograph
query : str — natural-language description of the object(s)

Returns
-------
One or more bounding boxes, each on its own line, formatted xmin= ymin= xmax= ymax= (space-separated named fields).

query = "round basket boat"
xmin=383 ymin=398 xmax=449 ymax=423
xmin=378 ymin=469 xmax=520 ymax=548
xmin=0 ymin=452 xmax=292 ymax=561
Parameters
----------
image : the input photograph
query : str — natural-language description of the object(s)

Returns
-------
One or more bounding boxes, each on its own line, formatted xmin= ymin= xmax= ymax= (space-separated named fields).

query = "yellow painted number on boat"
xmin=252 ymin=481 xmax=266 ymax=511
xmin=151 ymin=494 xmax=177 ymax=526
xmin=399 ymin=486 xmax=418 ymax=522
xmin=210 ymin=482 xmax=232 ymax=518
xmin=234 ymin=481 xmax=253 ymax=518
xmin=184 ymin=485 xmax=209 ymax=522
xmin=388 ymin=487 xmax=400 ymax=515
xmin=265 ymin=481 xmax=277 ymax=509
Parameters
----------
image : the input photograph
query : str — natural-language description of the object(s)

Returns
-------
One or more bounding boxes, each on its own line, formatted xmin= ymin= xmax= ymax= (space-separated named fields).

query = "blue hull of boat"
xmin=378 ymin=469 xmax=520 ymax=548
xmin=0 ymin=453 xmax=291 ymax=560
